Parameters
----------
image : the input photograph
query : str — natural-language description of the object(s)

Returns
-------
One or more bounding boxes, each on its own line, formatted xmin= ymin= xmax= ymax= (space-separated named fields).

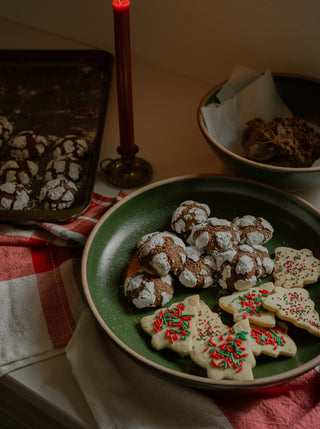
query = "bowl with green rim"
xmin=197 ymin=73 xmax=320 ymax=190
xmin=82 ymin=175 xmax=320 ymax=391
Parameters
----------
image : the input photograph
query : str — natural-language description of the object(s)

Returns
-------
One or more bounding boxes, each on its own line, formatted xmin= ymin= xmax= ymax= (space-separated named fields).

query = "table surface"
xmin=0 ymin=16 xmax=319 ymax=429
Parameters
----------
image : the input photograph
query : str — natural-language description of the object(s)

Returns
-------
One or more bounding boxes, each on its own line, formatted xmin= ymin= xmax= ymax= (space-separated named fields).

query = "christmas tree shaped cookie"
xmin=190 ymin=319 xmax=256 ymax=381
xmin=250 ymin=321 xmax=297 ymax=357
xmin=218 ymin=282 xmax=276 ymax=327
xmin=191 ymin=300 xmax=228 ymax=353
xmin=140 ymin=294 xmax=200 ymax=356
xmin=263 ymin=287 xmax=320 ymax=337
xmin=273 ymin=247 xmax=320 ymax=288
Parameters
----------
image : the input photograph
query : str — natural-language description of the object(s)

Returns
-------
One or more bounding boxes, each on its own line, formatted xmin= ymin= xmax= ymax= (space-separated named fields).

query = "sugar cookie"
xmin=140 ymin=294 xmax=200 ymax=356
xmin=218 ymin=282 xmax=276 ymax=327
xmin=190 ymin=319 xmax=255 ymax=381
xmin=273 ymin=247 xmax=320 ymax=288
xmin=250 ymin=321 xmax=297 ymax=357
xmin=263 ymin=287 xmax=320 ymax=337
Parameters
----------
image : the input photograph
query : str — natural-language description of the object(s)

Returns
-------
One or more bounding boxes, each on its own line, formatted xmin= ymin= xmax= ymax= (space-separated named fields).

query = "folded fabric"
xmin=67 ymin=308 xmax=320 ymax=429
xmin=0 ymin=192 xmax=125 ymax=377
xmin=66 ymin=308 xmax=233 ymax=429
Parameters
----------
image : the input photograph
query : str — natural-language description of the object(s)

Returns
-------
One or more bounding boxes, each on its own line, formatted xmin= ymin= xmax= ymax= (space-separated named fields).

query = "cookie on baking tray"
xmin=263 ymin=287 xmax=320 ymax=337
xmin=53 ymin=134 xmax=89 ymax=160
xmin=0 ymin=182 xmax=30 ymax=210
xmin=273 ymin=247 xmax=320 ymax=288
xmin=140 ymin=294 xmax=200 ymax=357
xmin=124 ymin=270 xmax=174 ymax=309
xmin=44 ymin=155 xmax=82 ymax=182
xmin=39 ymin=177 xmax=78 ymax=210
xmin=190 ymin=319 xmax=256 ymax=381
xmin=0 ymin=116 xmax=13 ymax=148
xmin=218 ymin=282 xmax=276 ymax=327
xmin=9 ymin=130 xmax=48 ymax=159
xmin=0 ymin=159 xmax=38 ymax=185
xmin=250 ymin=321 xmax=297 ymax=357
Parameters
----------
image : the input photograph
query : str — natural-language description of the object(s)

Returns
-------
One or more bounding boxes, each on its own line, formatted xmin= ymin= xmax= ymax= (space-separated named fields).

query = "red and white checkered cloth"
xmin=0 ymin=191 xmax=126 ymax=376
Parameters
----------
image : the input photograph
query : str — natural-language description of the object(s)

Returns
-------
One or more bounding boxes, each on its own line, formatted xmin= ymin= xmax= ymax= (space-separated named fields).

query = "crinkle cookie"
xmin=215 ymin=244 xmax=274 ymax=291
xmin=9 ymin=130 xmax=48 ymax=159
xmin=0 ymin=159 xmax=38 ymax=185
xmin=137 ymin=231 xmax=186 ymax=276
xmin=0 ymin=116 xmax=13 ymax=148
xmin=39 ymin=178 xmax=78 ymax=210
xmin=140 ymin=294 xmax=200 ymax=356
xmin=0 ymin=182 xmax=29 ymax=210
xmin=171 ymin=200 xmax=210 ymax=235
xmin=124 ymin=270 xmax=174 ymax=309
xmin=187 ymin=217 xmax=240 ymax=251
xmin=45 ymin=155 xmax=82 ymax=182
xmin=53 ymin=135 xmax=89 ymax=159
xmin=232 ymin=215 xmax=274 ymax=246
xmin=177 ymin=246 xmax=216 ymax=288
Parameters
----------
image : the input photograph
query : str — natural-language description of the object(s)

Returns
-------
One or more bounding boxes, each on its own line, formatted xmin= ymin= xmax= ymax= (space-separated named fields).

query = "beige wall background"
xmin=0 ymin=0 xmax=319 ymax=84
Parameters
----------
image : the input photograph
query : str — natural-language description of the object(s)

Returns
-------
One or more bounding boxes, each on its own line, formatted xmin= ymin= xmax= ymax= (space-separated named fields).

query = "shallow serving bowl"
xmin=198 ymin=73 xmax=320 ymax=190
xmin=82 ymin=175 xmax=320 ymax=391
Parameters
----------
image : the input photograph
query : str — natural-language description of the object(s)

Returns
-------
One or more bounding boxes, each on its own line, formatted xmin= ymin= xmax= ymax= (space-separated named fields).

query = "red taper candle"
xmin=113 ymin=0 xmax=135 ymax=158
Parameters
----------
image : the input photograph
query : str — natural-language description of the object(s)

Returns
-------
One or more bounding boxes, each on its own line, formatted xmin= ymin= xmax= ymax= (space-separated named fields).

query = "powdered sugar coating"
xmin=177 ymin=246 xmax=216 ymax=288
xmin=0 ymin=116 xmax=13 ymax=148
xmin=45 ymin=155 xmax=82 ymax=182
xmin=137 ymin=231 xmax=186 ymax=276
xmin=215 ymin=244 xmax=273 ymax=291
xmin=188 ymin=217 xmax=240 ymax=251
xmin=39 ymin=177 xmax=78 ymax=209
xmin=124 ymin=270 xmax=174 ymax=309
xmin=53 ymin=135 xmax=89 ymax=159
xmin=232 ymin=215 xmax=274 ymax=246
xmin=171 ymin=200 xmax=210 ymax=235
xmin=0 ymin=182 xmax=29 ymax=210
xmin=9 ymin=130 xmax=48 ymax=159
xmin=0 ymin=159 xmax=38 ymax=185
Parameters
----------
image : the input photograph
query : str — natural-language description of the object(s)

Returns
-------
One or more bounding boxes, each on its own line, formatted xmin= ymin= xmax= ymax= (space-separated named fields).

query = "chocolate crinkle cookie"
xmin=188 ymin=217 xmax=241 ymax=251
xmin=0 ymin=182 xmax=30 ymax=210
xmin=124 ymin=270 xmax=174 ymax=309
xmin=39 ymin=177 xmax=78 ymax=210
xmin=9 ymin=130 xmax=48 ymax=159
xmin=45 ymin=155 xmax=82 ymax=182
xmin=0 ymin=116 xmax=13 ymax=148
xmin=171 ymin=200 xmax=210 ymax=235
xmin=137 ymin=231 xmax=186 ymax=277
xmin=232 ymin=215 xmax=274 ymax=246
xmin=53 ymin=135 xmax=89 ymax=160
xmin=177 ymin=246 xmax=216 ymax=288
xmin=214 ymin=244 xmax=274 ymax=291
xmin=0 ymin=159 xmax=38 ymax=185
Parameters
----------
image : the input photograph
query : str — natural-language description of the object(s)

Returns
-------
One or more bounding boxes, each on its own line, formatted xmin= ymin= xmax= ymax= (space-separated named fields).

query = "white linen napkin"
xmin=66 ymin=308 xmax=233 ymax=429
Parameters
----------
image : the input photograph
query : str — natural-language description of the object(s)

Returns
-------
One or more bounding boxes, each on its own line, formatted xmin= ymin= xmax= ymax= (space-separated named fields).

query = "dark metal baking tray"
xmin=0 ymin=49 xmax=114 ymax=222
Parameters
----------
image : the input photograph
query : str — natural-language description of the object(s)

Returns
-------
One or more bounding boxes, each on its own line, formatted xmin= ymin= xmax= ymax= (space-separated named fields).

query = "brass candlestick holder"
xmin=100 ymin=145 xmax=153 ymax=188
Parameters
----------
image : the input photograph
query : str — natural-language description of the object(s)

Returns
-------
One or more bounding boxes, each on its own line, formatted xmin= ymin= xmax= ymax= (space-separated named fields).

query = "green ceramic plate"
xmin=82 ymin=175 xmax=320 ymax=390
